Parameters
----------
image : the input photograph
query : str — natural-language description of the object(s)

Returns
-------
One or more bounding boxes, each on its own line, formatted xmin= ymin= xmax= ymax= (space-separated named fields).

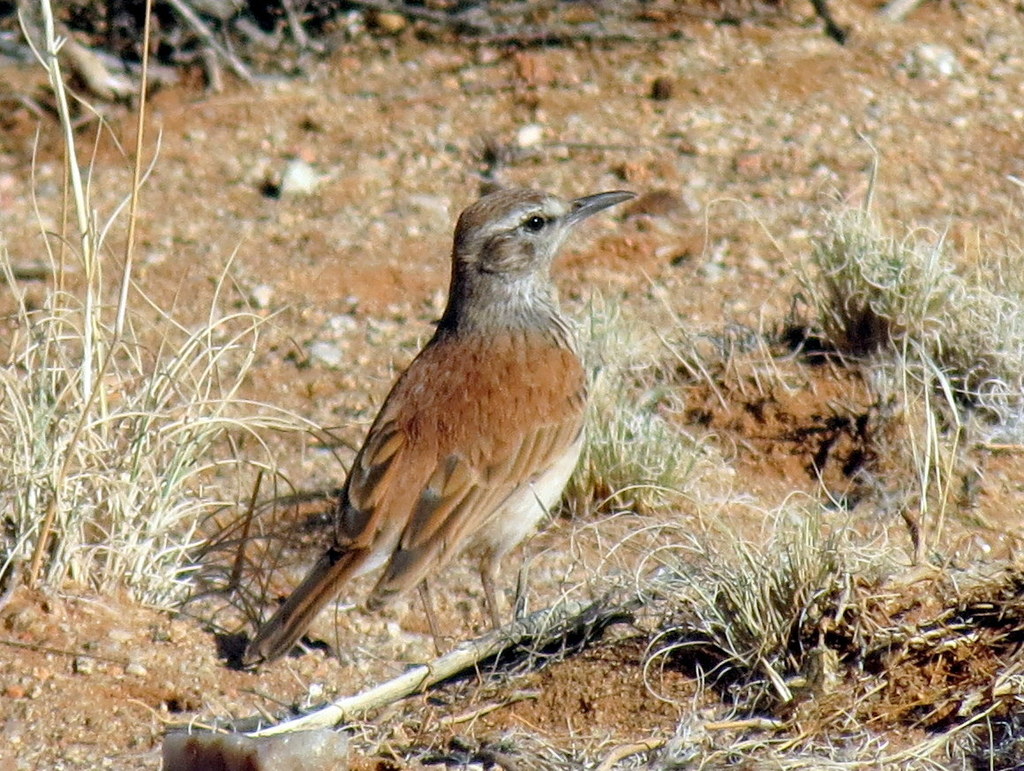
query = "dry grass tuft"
xmin=642 ymin=505 xmax=873 ymax=711
xmin=0 ymin=1 xmax=312 ymax=604
xmin=0 ymin=256 xmax=312 ymax=603
xmin=636 ymin=526 xmax=1024 ymax=768
xmin=802 ymin=207 xmax=1024 ymax=559
xmin=564 ymin=303 xmax=705 ymax=517
xmin=805 ymin=208 xmax=1024 ymax=440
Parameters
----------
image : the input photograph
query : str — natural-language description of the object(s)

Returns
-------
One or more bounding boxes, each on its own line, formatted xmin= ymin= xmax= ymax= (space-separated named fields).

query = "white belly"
xmin=473 ymin=433 xmax=583 ymax=559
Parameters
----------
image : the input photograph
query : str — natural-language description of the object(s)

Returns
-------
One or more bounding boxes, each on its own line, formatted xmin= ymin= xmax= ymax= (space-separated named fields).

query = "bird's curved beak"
xmin=566 ymin=190 xmax=635 ymax=226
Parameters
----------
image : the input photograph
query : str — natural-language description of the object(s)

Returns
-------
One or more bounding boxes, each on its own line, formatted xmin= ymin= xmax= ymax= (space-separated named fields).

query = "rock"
xmin=307 ymin=341 xmax=344 ymax=368
xmin=515 ymin=124 xmax=544 ymax=149
xmin=370 ymin=10 xmax=407 ymax=34
xmin=250 ymin=284 xmax=274 ymax=309
xmin=163 ymin=729 xmax=348 ymax=771
xmin=124 ymin=661 xmax=148 ymax=677
xmin=475 ymin=46 xmax=501 ymax=65
xmin=902 ymin=43 xmax=959 ymax=79
xmin=279 ymin=159 xmax=321 ymax=197
xmin=105 ymin=626 xmax=131 ymax=643
xmin=327 ymin=314 xmax=358 ymax=334
xmin=650 ymin=76 xmax=674 ymax=101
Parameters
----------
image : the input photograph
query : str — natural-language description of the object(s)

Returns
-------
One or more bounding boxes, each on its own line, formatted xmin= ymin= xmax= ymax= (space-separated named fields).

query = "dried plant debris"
xmin=0 ymin=0 xmax=851 ymax=89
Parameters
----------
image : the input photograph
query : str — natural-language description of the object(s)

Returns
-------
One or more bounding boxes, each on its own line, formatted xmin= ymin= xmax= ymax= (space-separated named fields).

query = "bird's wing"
xmin=334 ymin=330 xmax=584 ymax=601
xmin=365 ymin=413 xmax=583 ymax=607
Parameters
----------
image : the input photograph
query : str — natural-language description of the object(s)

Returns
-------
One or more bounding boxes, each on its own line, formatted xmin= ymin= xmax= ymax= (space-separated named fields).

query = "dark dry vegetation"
xmin=2 ymin=0 xmax=1024 ymax=768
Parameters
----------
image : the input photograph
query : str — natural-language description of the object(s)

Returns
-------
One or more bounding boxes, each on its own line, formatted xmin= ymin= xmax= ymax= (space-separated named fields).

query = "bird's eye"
xmin=523 ymin=215 xmax=546 ymax=233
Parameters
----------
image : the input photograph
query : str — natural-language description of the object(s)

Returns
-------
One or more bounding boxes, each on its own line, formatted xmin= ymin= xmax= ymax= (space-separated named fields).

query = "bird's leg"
xmin=419 ymin=581 xmax=443 ymax=656
xmin=513 ymin=559 xmax=530 ymax=620
xmin=479 ymin=554 xmax=503 ymax=630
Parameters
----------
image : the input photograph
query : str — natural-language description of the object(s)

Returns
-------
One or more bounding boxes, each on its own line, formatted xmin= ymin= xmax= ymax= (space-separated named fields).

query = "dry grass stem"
xmin=0 ymin=0 xmax=316 ymax=604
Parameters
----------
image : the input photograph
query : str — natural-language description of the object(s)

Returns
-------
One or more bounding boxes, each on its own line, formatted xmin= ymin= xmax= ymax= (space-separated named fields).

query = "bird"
xmin=243 ymin=186 xmax=634 ymax=666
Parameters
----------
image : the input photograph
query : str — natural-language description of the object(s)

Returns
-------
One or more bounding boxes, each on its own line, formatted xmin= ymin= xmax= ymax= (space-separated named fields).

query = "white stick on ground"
xmin=246 ymin=598 xmax=622 ymax=737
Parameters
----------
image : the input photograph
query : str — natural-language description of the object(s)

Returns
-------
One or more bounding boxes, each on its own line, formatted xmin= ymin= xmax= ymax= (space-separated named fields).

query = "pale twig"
xmin=21 ymin=0 xmax=99 ymax=585
xmin=704 ymin=717 xmax=787 ymax=731
xmin=162 ymin=0 xmax=254 ymax=83
xmin=280 ymin=0 xmax=318 ymax=51
xmin=595 ymin=738 xmax=665 ymax=771
xmin=247 ymin=598 xmax=632 ymax=736
xmin=438 ymin=690 xmax=539 ymax=727
xmin=115 ymin=0 xmax=154 ymax=338
xmin=59 ymin=33 xmax=134 ymax=100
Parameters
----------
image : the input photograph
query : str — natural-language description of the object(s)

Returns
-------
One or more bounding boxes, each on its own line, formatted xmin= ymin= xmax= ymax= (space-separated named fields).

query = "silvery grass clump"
xmin=802 ymin=207 xmax=1024 ymax=560
xmin=804 ymin=207 xmax=1024 ymax=443
xmin=0 ymin=1 xmax=312 ymax=604
xmin=564 ymin=303 xmax=705 ymax=517
xmin=641 ymin=505 xmax=872 ymax=712
xmin=0 ymin=259 xmax=311 ymax=604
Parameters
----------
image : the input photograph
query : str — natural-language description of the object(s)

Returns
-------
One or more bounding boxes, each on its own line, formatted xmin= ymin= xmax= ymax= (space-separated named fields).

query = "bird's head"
xmin=451 ymin=187 xmax=635 ymax=279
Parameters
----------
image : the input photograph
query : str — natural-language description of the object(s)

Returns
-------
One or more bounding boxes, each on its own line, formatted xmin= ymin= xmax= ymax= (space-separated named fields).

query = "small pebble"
xmin=371 ymin=10 xmax=407 ymax=34
xmin=476 ymin=46 xmax=500 ymax=65
xmin=279 ymin=159 xmax=321 ymax=197
xmin=902 ymin=43 xmax=959 ymax=79
xmin=516 ymin=124 xmax=544 ymax=148
xmin=650 ymin=76 xmax=674 ymax=101
xmin=307 ymin=341 xmax=345 ymax=368
xmin=328 ymin=314 xmax=358 ymax=334
xmin=107 ymin=628 xmax=133 ymax=644
xmin=249 ymin=284 xmax=274 ymax=309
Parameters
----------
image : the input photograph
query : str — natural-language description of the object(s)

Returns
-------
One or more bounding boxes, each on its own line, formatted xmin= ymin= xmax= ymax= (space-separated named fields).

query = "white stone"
xmin=516 ymin=123 xmax=544 ymax=148
xmin=903 ymin=43 xmax=959 ymax=80
xmin=279 ymin=159 xmax=321 ymax=196
xmin=250 ymin=284 xmax=274 ymax=309
xmin=307 ymin=341 xmax=344 ymax=368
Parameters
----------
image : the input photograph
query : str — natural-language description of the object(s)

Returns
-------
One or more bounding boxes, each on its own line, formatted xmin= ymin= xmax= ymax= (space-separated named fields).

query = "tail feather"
xmin=243 ymin=547 xmax=362 ymax=666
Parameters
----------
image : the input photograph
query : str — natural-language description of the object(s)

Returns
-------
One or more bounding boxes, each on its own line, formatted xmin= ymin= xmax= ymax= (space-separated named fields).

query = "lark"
xmin=244 ymin=187 xmax=633 ymax=665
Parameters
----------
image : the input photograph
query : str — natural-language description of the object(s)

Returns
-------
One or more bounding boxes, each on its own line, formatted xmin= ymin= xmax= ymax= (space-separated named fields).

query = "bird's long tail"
xmin=243 ymin=546 xmax=362 ymax=666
